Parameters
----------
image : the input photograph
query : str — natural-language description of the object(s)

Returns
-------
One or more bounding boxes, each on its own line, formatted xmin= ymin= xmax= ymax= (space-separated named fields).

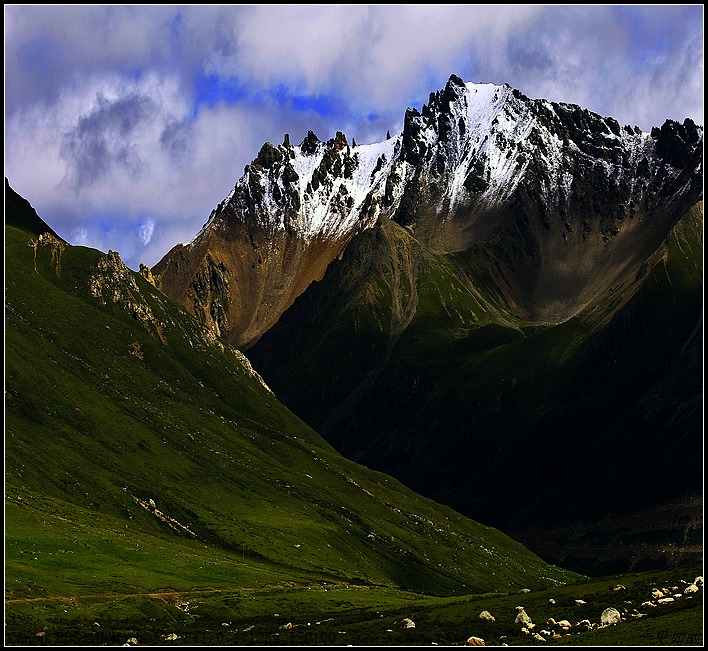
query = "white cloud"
xmin=348 ymin=5 xmax=541 ymax=106
xmin=3 ymin=65 xmax=334 ymax=269
xmin=211 ymin=5 xmax=370 ymax=91
xmin=6 ymin=72 xmax=192 ymax=207
xmin=71 ymin=227 xmax=90 ymax=247
xmin=139 ymin=218 xmax=156 ymax=246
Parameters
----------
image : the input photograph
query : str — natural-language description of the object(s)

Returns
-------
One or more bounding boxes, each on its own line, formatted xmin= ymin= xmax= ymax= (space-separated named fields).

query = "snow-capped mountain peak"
xmin=196 ymin=74 xmax=701 ymax=253
xmin=154 ymin=74 xmax=702 ymax=348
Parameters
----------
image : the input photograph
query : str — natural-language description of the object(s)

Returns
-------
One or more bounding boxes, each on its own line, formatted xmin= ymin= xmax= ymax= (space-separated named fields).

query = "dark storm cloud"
xmin=60 ymin=93 xmax=155 ymax=188
xmin=160 ymin=119 xmax=193 ymax=162
xmin=505 ymin=40 xmax=556 ymax=77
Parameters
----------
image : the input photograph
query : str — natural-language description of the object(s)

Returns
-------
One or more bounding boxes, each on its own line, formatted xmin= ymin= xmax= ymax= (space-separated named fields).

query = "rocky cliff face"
xmin=153 ymin=75 xmax=702 ymax=347
xmin=384 ymin=76 xmax=702 ymax=323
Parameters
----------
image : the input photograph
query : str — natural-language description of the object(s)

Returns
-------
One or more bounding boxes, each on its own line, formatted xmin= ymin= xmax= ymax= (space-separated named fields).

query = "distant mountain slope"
xmin=5 ymin=183 xmax=578 ymax=602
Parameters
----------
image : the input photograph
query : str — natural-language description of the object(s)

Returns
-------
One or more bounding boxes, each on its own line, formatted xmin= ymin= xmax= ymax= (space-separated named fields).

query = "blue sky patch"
xmin=291 ymin=94 xmax=338 ymax=117
xmin=193 ymin=74 xmax=248 ymax=114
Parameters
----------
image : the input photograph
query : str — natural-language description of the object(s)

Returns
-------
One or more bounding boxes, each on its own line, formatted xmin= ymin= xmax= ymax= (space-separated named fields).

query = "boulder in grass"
xmin=466 ymin=636 xmax=485 ymax=646
xmin=600 ymin=607 xmax=621 ymax=625
xmin=515 ymin=608 xmax=533 ymax=627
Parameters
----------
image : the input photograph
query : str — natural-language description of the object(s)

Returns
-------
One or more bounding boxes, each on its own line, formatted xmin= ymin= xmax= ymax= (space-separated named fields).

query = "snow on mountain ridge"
xmin=196 ymin=132 xmax=401 ymax=246
xmin=444 ymin=81 xmax=661 ymax=214
xmin=191 ymin=75 xmax=697 ymax=252
xmin=288 ymin=137 xmax=399 ymax=240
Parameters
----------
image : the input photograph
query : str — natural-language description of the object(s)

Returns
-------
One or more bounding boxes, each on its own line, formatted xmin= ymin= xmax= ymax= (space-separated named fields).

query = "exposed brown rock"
xmin=154 ymin=222 xmax=351 ymax=349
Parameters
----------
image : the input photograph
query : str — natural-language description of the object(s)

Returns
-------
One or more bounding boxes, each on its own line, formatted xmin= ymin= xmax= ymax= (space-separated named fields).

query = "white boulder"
xmin=600 ymin=608 xmax=621 ymax=625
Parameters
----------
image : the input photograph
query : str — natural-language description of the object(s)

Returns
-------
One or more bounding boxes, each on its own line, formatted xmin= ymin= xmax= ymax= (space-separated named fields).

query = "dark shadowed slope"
xmin=248 ymin=201 xmax=703 ymax=575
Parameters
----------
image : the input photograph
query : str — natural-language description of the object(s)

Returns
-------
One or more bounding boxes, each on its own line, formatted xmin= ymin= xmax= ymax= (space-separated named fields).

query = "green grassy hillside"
xmin=5 ymin=189 xmax=584 ymax=640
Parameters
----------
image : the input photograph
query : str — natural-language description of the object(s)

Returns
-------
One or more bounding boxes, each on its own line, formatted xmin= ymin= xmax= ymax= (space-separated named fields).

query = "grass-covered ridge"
xmin=5 ymin=186 xmax=584 ymax=637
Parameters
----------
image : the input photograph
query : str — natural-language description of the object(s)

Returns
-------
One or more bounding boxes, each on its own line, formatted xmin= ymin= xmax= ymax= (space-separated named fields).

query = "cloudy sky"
xmin=5 ymin=5 xmax=704 ymax=270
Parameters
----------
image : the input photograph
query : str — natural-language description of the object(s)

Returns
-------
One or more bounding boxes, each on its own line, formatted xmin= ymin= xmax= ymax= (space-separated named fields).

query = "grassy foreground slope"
xmin=5 ymin=185 xmax=580 ymax=640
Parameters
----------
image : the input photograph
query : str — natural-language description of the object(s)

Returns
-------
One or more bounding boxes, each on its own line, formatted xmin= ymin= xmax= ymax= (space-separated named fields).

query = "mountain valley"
xmin=4 ymin=73 xmax=703 ymax=645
